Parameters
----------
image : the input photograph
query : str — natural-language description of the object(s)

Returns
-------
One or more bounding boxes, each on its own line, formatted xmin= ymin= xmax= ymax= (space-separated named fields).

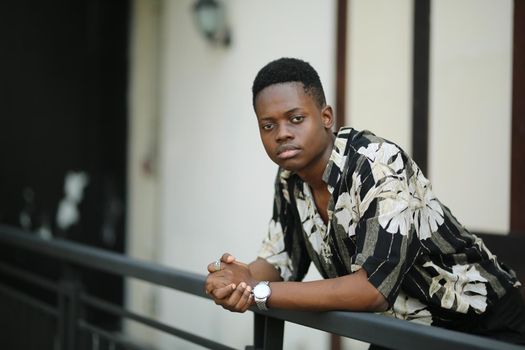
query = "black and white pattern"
xmin=258 ymin=127 xmax=520 ymax=325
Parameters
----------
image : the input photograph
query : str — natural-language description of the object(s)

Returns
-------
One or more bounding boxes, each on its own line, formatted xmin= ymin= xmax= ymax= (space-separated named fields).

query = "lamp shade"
xmin=193 ymin=0 xmax=230 ymax=46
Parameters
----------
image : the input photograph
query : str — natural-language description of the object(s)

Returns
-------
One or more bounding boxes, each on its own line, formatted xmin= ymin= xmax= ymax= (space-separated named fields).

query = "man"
xmin=205 ymin=57 xmax=525 ymax=345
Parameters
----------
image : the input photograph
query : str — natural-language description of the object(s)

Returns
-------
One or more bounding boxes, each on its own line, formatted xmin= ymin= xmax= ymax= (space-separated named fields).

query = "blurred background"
xmin=1 ymin=0 xmax=523 ymax=349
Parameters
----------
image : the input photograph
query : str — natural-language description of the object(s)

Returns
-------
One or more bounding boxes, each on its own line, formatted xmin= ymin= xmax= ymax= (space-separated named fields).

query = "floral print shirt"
xmin=258 ymin=127 xmax=520 ymax=325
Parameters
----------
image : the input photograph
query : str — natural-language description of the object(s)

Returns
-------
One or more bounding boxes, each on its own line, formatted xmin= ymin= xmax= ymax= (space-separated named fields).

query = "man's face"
xmin=254 ymin=82 xmax=334 ymax=176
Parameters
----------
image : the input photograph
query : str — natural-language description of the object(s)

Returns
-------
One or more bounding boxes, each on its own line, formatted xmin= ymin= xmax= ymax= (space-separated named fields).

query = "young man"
xmin=205 ymin=57 xmax=525 ymax=345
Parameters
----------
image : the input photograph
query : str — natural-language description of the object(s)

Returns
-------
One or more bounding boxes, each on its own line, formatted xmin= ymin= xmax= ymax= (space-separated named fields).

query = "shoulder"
xmin=345 ymin=128 xmax=406 ymax=157
xmin=338 ymin=127 xmax=412 ymax=176
xmin=335 ymin=127 xmax=407 ymax=160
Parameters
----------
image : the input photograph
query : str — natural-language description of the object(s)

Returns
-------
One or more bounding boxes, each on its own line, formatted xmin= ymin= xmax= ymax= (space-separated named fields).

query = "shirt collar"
xmin=322 ymin=127 xmax=353 ymax=193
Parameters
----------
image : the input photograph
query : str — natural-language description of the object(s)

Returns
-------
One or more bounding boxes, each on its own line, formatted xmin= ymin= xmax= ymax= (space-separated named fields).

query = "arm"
xmin=207 ymin=254 xmax=388 ymax=313
xmin=232 ymin=257 xmax=387 ymax=311
xmin=263 ymin=268 xmax=388 ymax=312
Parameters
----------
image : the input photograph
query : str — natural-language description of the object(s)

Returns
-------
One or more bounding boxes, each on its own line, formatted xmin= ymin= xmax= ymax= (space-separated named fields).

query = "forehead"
xmin=254 ymin=82 xmax=316 ymax=117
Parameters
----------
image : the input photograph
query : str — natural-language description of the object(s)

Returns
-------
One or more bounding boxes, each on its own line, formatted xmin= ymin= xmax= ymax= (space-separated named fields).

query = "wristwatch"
xmin=253 ymin=281 xmax=271 ymax=311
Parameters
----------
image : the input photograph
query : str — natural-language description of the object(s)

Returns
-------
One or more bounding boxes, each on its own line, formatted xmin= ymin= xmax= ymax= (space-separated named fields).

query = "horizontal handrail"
xmin=0 ymin=281 xmax=58 ymax=318
xmin=0 ymin=224 xmax=205 ymax=297
xmin=80 ymin=294 xmax=236 ymax=350
xmin=1 ymin=224 xmax=523 ymax=350
xmin=77 ymin=320 xmax=148 ymax=350
xmin=259 ymin=308 xmax=524 ymax=350
xmin=0 ymin=262 xmax=235 ymax=350
xmin=0 ymin=261 xmax=59 ymax=293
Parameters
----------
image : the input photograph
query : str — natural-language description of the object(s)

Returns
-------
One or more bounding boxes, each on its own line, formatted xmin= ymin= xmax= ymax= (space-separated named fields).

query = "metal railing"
xmin=0 ymin=224 xmax=523 ymax=350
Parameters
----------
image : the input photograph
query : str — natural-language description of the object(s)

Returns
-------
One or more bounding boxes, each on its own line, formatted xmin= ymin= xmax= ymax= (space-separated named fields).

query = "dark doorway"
xmin=0 ymin=0 xmax=130 ymax=348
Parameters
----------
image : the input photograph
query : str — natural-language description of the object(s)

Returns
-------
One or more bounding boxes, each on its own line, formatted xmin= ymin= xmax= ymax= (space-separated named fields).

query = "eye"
xmin=261 ymin=123 xmax=275 ymax=131
xmin=290 ymin=115 xmax=304 ymax=123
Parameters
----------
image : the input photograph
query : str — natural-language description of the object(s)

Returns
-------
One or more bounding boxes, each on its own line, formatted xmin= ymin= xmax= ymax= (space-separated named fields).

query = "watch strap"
xmin=255 ymin=298 xmax=269 ymax=311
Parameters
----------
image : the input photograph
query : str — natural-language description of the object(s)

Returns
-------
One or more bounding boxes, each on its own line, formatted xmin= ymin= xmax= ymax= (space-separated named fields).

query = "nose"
xmin=275 ymin=123 xmax=293 ymax=143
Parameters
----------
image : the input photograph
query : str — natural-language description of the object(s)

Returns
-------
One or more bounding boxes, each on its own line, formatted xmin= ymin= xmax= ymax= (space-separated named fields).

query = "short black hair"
xmin=252 ymin=57 xmax=326 ymax=110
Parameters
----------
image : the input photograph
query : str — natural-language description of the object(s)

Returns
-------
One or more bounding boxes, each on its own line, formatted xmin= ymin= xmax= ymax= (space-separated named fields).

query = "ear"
xmin=321 ymin=105 xmax=334 ymax=130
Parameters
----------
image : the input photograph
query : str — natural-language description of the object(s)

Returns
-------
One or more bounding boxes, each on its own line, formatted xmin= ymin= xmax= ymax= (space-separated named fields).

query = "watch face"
xmin=253 ymin=283 xmax=270 ymax=298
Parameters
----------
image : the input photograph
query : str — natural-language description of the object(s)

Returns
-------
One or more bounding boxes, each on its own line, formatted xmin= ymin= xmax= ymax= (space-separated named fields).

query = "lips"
xmin=276 ymin=144 xmax=301 ymax=160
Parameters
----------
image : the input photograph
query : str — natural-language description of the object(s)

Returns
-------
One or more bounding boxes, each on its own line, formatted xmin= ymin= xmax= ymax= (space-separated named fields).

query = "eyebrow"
xmin=285 ymin=107 xmax=302 ymax=115
xmin=259 ymin=107 xmax=303 ymax=121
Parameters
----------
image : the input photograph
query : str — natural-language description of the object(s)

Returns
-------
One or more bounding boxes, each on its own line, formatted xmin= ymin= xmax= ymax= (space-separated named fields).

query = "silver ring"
xmin=214 ymin=259 xmax=221 ymax=272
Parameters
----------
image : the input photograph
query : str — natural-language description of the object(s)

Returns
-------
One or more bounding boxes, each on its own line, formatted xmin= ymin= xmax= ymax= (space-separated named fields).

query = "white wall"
xmin=347 ymin=0 xmax=413 ymax=153
xmin=155 ymin=0 xmax=336 ymax=349
xmin=428 ymin=0 xmax=513 ymax=233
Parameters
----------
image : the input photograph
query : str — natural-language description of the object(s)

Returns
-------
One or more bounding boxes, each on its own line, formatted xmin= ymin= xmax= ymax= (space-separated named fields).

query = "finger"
xmin=241 ymin=293 xmax=253 ymax=312
xmin=205 ymin=273 xmax=229 ymax=292
xmin=234 ymin=284 xmax=252 ymax=311
xmin=207 ymin=259 xmax=226 ymax=273
xmin=226 ymin=282 xmax=246 ymax=308
xmin=221 ymin=253 xmax=236 ymax=264
xmin=207 ymin=262 xmax=219 ymax=273
xmin=212 ymin=283 xmax=236 ymax=299
xmin=205 ymin=281 xmax=226 ymax=296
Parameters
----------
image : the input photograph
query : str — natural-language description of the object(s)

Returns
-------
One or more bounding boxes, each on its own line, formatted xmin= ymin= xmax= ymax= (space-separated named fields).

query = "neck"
xmin=297 ymin=132 xmax=335 ymax=190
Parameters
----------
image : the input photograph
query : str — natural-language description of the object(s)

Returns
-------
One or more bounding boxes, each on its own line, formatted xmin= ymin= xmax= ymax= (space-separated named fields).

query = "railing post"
xmin=57 ymin=267 xmax=82 ymax=350
xmin=248 ymin=313 xmax=284 ymax=350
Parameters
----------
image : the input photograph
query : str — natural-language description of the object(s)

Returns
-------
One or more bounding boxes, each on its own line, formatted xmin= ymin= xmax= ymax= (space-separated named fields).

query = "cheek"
xmin=260 ymin=134 xmax=274 ymax=155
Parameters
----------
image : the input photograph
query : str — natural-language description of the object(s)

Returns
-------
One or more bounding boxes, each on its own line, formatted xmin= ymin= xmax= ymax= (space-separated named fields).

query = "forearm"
xmin=265 ymin=269 xmax=388 ymax=312
xmin=248 ymin=258 xmax=283 ymax=283
xmin=208 ymin=256 xmax=387 ymax=313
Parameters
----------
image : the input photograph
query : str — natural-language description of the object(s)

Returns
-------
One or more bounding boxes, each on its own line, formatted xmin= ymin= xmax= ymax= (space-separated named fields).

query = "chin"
xmin=269 ymin=153 xmax=306 ymax=172
xmin=278 ymin=160 xmax=304 ymax=172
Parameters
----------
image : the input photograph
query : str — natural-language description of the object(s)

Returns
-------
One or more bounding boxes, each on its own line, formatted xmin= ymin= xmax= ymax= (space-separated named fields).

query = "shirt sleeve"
xmin=257 ymin=169 xmax=311 ymax=282
xmin=350 ymin=142 xmax=423 ymax=306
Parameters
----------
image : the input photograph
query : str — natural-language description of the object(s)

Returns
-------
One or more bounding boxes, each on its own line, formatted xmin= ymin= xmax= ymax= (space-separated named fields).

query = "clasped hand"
xmin=205 ymin=253 xmax=256 ymax=313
